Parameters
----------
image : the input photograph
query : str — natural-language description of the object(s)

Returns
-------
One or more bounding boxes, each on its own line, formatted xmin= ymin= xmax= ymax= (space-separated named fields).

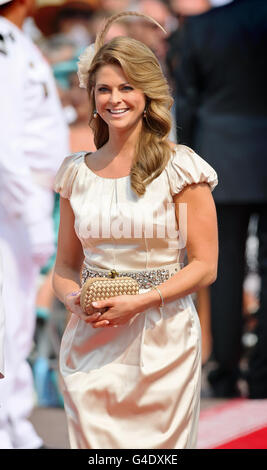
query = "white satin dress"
xmin=54 ymin=144 xmax=218 ymax=449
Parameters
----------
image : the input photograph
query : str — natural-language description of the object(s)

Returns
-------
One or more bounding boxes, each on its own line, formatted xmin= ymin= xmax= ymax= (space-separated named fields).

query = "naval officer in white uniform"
xmin=0 ymin=0 xmax=69 ymax=448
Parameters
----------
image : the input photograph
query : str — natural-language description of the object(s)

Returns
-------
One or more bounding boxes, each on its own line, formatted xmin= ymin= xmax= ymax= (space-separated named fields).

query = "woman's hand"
xmin=64 ymin=290 xmax=107 ymax=323
xmin=87 ymin=294 xmax=146 ymax=328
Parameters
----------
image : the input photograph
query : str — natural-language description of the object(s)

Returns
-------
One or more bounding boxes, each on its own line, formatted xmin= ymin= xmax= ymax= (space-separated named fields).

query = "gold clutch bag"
xmin=80 ymin=269 xmax=139 ymax=312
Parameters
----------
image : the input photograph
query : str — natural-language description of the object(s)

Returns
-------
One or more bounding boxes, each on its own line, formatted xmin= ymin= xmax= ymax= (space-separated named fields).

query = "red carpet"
xmin=214 ymin=426 xmax=267 ymax=449
xmin=198 ymin=399 xmax=267 ymax=449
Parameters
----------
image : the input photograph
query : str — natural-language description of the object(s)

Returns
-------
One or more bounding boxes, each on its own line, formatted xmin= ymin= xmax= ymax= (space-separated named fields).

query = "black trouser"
xmin=208 ymin=203 xmax=267 ymax=398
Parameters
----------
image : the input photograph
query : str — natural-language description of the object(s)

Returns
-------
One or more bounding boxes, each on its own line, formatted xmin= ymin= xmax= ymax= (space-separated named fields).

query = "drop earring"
xmin=93 ymin=110 xmax=98 ymax=119
xmin=143 ymin=108 xmax=147 ymax=119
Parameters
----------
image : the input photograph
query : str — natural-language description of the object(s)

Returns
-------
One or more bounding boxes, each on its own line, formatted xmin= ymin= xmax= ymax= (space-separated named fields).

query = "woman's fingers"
xmin=85 ymin=312 xmax=102 ymax=323
xmin=65 ymin=294 xmax=110 ymax=324
xmin=92 ymin=319 xmax=110 ymax=328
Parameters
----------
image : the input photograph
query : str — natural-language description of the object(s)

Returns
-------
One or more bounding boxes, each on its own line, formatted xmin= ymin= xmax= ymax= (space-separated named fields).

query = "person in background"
xmin=0 ymin=0 xmax=69 ymax=448
xmin=33 ymin=0 xmax=97 ymax=46
xmin=131 ymin=0 xmax=176 ymax=73
xmin=33 ymin=0 xmax=100 ymax=135
xmin=173 ymin=0 xmax=267 ymax=398
xmin=166 ymin=0 xmax=213 ymax=365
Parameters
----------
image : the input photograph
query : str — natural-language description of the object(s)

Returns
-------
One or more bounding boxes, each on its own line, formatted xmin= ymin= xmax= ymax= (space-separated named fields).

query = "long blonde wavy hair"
xmin=85 ymin=12 xmax=175 ymax=197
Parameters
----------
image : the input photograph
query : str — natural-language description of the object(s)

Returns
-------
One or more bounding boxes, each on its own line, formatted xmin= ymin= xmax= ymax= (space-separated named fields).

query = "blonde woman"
xmin=52 ymin=12 xmax=218 ymax=449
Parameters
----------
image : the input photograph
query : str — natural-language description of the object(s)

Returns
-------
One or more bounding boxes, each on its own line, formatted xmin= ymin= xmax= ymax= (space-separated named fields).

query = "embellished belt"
xmin=81 ymin=264 xmax=181 ymax=290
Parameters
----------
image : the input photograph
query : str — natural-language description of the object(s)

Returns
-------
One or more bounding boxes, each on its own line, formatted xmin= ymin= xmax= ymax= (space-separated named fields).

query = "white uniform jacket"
xmin=0 ymin=16 xmax=69 ymax=263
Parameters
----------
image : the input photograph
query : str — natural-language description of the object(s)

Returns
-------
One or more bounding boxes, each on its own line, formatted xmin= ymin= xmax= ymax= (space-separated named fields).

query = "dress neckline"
xmin=82 ymin=144 xmax=178 ymax=181
xmin=83 ymin=152 xmax=130 ymax=181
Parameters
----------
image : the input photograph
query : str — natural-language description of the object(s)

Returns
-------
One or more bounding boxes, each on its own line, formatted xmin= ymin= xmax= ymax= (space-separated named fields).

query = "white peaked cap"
xmin=0 ymin=0 xmax=14 ymax=4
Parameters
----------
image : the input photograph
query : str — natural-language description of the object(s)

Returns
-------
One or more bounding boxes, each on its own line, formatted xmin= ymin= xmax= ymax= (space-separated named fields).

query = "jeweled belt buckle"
xmin=108 ymin=269 xmax=119 ymax=278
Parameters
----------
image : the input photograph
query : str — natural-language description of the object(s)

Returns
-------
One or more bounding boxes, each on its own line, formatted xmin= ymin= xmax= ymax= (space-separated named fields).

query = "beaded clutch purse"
xmin=80 ymin=269 xmax=139 ymax=313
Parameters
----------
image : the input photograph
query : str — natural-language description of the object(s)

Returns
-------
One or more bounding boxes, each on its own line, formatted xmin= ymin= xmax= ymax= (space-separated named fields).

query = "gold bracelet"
xmin=152 ymin=285 xmax=164 ymax=308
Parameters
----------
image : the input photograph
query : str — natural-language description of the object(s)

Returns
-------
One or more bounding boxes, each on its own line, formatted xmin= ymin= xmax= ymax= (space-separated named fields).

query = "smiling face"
xmin=94 ymin=64 xmax=146 ymax=134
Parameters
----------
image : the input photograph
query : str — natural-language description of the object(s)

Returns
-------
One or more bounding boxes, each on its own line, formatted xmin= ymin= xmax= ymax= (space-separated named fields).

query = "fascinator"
xmin=77 ymin=11 xmax=167 ymax=89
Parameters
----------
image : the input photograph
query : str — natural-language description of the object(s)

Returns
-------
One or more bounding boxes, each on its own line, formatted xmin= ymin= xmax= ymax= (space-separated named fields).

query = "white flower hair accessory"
xmin=76 ymin=11 xmax=166 ymax=89
xmin=77 ymin=43 xmax=96 ymax=89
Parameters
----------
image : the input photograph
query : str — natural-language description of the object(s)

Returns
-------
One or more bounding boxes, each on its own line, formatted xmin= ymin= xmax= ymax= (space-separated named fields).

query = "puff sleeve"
xmin=54 ymin=152 xmax=84 ymax=199
xmin=167 ymin=145 xmax=218 ymax=196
